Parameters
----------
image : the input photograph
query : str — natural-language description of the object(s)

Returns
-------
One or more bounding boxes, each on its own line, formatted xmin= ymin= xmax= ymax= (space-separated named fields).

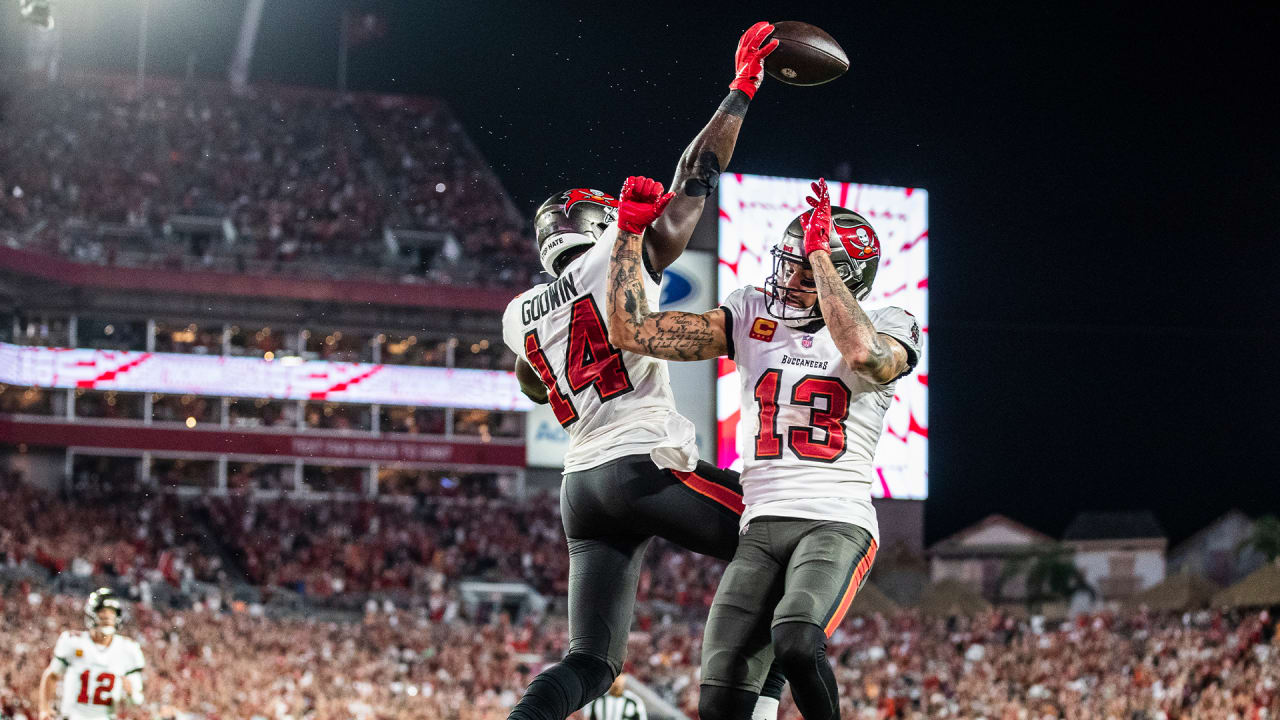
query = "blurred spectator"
xmin=227 ymin=325 xmax=294 ymax=358
xmin=150 ymin=393 xmax=217 ymax=425
xmin=380 ymin=405 xmax=447 ymax=435
xmin=304 ymin=402 xmax=373 ymax=432
xmin=79 ymin=318 xmax=147 ymax=351
xmin=0 ymin=77 xmax=543 ymax=288
xmin=304 ymin=329 xmax=374 ymax=362
xmin=75 ymin=390 xmax=146 ymax=420
xmin=2 ymin=587 xmax=1279 ymax=720
xmin=0 ymin=384 xmax=64 ymax=415
xmin=227 ymin=397 xmax=297 ymax=428
xmin=453 ymin=409 xmax=523 ymax=439
xmin=379 ymin=334 xmax=449 ymax=367
xmin=154 ymin=322 xmax=222 ymax=354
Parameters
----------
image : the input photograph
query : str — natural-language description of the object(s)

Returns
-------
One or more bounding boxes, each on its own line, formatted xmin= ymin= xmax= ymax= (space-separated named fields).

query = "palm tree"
xmin=995 ymin=546 xmax=1094 ymax=612
xmin=1237 ymin=515 xmax=1280 ymax=562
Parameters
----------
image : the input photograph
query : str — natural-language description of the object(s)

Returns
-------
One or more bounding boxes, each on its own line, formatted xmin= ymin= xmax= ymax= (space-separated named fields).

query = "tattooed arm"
xmin=800 ymin=178 xmax=908 ymax=383
xmin=810 ymin=251 xmax=909 ymax=383
xmin=608 ymin=226 xmax=729 ymax=361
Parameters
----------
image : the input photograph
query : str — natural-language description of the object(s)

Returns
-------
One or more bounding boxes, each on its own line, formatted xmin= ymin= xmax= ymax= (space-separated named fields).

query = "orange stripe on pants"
xmin=671 ymin=471 xmax=745 ymax=516
xmin=823 ymin=538 xmax=879 ymax=637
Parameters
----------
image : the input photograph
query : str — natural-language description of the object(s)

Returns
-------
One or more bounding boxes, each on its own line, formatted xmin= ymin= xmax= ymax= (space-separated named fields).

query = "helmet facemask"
xmin=764 ymin=242 xmax=823 ymax=329
xmin=84 ymin=588 xmax=123 ymax=636
xmin=765 ymin=206 xmax=882 ymax=328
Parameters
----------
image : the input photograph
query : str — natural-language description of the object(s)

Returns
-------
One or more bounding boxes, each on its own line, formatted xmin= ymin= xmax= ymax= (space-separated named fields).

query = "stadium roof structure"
xmin=847 ymin=582 xmax=901 ymax=617
xmin=928 ymin=513 xmax=1056 ymax=557
xmin=1212 ymin=561 xmax=1280 ymax=609
xmin=1063 ymin=511 xmax=1166 ymax=541
xmin=918 ymin=579 xmax=992 ymax=617
xmin=1124 ymin=570 xmax=1220 ymax=612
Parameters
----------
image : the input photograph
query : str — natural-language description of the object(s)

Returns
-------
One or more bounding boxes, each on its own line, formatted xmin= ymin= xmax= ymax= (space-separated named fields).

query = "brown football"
xmin=764 ymin=21 xmax=849 ymax=86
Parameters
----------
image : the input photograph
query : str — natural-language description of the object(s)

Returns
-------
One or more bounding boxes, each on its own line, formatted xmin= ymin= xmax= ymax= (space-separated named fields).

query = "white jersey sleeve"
xmin=122 ymin=639 xmax=145 ymax=704
xmin=719 ymin=285 xmax=767 ymax=363
xmin=867 ymin=306 xmax=922 ymax=379
xmin=50 ymin=630 xmax=74 ymax=673
xmin=124 ymin=638 xmax=145 ymax=675
xmin=502 ymin=289 xmax=539 ymax=360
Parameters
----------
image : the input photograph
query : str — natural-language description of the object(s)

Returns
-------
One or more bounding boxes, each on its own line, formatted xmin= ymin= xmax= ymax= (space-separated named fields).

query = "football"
xmin=764 ymin=21 xmax=849 ymax=86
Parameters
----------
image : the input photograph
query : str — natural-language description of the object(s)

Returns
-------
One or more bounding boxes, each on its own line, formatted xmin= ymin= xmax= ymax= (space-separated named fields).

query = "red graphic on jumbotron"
xmin=308 ymin=365 xmax=384 ymax=400
xmin=75 ymin=353 xmax=153 ymax=389
xmin=718 ymin=174 xmax=928 ymax=499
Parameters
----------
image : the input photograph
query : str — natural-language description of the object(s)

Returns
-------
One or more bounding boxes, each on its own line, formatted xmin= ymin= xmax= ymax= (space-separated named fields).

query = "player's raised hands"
xmin=803 ymin=178 xmax=834 ymax=256
xmin=730 ymin=21 xmax=779 ymax=99
xmin=617 ymin=176 xmax=675 ymax=234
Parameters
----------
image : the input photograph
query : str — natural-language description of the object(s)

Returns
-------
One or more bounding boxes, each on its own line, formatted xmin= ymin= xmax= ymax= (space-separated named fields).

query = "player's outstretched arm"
xmin=609 ymin=177 xmax=729 ymax=361
xmin=643 ymin=21 xmax=777 ymax=272
xmin=803 ymin=179 xmax=909 ymax=383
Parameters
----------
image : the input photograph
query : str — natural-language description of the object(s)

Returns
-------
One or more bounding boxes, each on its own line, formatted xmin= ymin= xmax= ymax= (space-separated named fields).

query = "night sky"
xmin=4 ymin=1 xmax=1277 ymax=545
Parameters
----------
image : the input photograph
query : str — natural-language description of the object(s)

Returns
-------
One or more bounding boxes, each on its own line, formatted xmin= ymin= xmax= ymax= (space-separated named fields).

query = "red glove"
xmin=803 ymin=178 xmax=834 ymax=257
xmin=617 ymin=176 xmax=675 ymax=234
xmin=729 ymin=21 xmax=779 ymax=100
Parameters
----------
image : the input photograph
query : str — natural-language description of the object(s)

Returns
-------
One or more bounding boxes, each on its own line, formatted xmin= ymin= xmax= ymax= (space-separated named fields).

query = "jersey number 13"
xmin=753 ymin=370 xmax=852 ymax=462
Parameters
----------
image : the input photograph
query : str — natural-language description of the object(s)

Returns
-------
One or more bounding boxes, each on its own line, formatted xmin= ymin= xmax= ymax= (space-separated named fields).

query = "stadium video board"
xmin=717 ymin=174 xmax=928 ymax=500
xmin=0 ymin=344 xmax=533 ymax=411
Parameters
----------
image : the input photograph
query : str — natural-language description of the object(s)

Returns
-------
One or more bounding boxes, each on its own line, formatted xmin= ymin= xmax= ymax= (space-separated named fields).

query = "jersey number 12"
xmin=525 ymin=297 xmax=634 ymax=427
xmin=77 ymin=670 xmax=115 ymax=706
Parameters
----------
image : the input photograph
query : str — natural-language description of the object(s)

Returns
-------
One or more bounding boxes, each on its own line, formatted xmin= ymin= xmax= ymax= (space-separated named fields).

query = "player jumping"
xmin=502 ymin=22 xmax=788 ymax=720
xmin=37 ymin=588 xmax=146 ymax=720
xmin=607 ymin=177 xmax=920 ymax=720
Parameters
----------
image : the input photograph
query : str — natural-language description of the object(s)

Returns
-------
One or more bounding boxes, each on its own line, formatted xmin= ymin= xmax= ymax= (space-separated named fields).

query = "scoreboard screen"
xmin=0 ymin=344 xmax=532 ymax=411
xmin=717 ymin=173 xmax=928 ymax=499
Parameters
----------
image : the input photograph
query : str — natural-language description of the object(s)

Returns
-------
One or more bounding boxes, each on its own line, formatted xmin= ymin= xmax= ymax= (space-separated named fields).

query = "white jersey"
xmin=503 ymin=224 xmax=694 ymax=473
xmin=50 ymin=631 xmax=145 ymax=720
xmin=720 ymin=286 xmax=922 ymax=542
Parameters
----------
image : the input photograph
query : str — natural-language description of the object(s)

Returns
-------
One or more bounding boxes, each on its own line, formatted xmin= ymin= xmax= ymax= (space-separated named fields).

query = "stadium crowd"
xmin=0 ymin=479 xmax=721 ymax=610
xmin=0 ymin=77 xmax=541 ymax=288
xmin=1 ymin=585 xmax=1277 ymax=720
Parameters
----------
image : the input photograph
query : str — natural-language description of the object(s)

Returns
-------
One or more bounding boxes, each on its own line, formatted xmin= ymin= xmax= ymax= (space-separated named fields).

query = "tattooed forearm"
xmin=810 ymin=252 xmax=899 ymax=379
xmin=607 ymin=229 xmax=727 ymax=361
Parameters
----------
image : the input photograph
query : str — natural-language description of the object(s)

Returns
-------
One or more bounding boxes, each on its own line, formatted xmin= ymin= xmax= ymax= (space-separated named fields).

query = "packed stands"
xmin=1 ymin=586 xmax=1277 ymax=720
xmin=0 ymin=75 xmax=542 ymax=289
xmin=4 ymin=474 xmax=1280 ymax=718
xmin=0 ymin=477 xmax=724 ymax=611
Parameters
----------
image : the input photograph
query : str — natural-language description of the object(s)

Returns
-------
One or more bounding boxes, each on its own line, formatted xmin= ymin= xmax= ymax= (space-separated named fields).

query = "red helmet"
xmin=764 ymin=206 xmax=881 ymax=327
xmin=533 ymin=188 xmax=618 ymax=277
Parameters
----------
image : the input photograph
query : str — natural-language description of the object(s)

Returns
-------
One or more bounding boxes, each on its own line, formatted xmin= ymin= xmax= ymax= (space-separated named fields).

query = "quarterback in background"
xmin=607 ymin=177 xmax=920 ymax=720
xmin=37 ymin=589 xmax=145 ymax=720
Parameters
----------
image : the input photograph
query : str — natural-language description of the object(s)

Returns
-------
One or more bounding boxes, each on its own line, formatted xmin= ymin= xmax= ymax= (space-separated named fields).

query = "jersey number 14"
xmin=524 ymin=297 xmax=634 ymax=427
xmin=753 ymin=370 xmax=852 ymax=462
